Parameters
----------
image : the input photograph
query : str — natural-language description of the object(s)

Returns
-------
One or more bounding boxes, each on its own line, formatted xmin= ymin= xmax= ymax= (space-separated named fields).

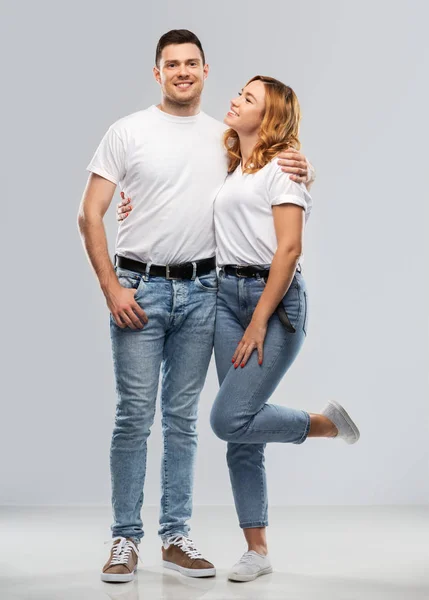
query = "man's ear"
xmin=203 ymin=63 xmax=210 ymax=81
xmin=153 ymin=66 xmax=161 ymax=85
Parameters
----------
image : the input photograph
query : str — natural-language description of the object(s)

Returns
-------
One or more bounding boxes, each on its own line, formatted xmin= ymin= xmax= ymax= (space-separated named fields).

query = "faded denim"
xmin=210 ymin=268 xmax=310 ymax=528
xmin=109 ymin=265 xmax=218 ymax=542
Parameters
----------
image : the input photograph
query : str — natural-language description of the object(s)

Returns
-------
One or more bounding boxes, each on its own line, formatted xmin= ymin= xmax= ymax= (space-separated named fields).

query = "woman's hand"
xmin=232 ymin=318 xmax=268 ymax=368
xmin=116 ymin=191 xmax=133 ymax=222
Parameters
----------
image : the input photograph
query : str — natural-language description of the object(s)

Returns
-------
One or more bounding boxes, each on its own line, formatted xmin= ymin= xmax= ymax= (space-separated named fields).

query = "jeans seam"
xmin=163 ymin=426 xmax=169 ymax=515
xmin=260 ymin=447 xmax=266 ymax=526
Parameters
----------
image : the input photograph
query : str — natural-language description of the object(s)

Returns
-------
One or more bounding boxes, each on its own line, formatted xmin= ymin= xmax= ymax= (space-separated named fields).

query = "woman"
xmin=117 ymin=76 xmax=360 ymax=583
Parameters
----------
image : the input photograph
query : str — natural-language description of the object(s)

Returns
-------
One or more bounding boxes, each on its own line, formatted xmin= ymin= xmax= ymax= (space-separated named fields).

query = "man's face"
xmin=153 ymin=43 xmax=208 ymax=105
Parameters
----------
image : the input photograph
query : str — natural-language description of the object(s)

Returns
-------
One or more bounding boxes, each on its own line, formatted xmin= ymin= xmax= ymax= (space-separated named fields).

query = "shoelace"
xmin=104 ymin=536 xmax=141 ymax=566
xmin=236 ymin=551 xmax=259 ymax=565
xmin=166 ymin=535 xmax=204 ymax=560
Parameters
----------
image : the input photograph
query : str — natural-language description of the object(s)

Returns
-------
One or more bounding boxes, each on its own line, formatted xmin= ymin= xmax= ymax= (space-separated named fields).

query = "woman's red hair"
xmin=224 ymin=75 xmax=301 ymax=174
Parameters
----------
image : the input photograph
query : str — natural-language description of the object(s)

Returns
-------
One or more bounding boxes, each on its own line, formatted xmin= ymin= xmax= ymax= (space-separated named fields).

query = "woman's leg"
xmin=211 ymin=273 xmax=310 ymax=446
xmin=213 ymin=274 xmax=269 ymax=546
xmin=212 ymin=272 xmax=321 ymax=536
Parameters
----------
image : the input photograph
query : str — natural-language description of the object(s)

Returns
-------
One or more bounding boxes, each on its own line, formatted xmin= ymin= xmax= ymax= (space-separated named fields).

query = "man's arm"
xmin=77 ymin=173 xmax=147 ymax=329
xmin=77 ymin=173 xmax=117 ymax=289
xmin=277 ymin=149 xmax=316 ymax=191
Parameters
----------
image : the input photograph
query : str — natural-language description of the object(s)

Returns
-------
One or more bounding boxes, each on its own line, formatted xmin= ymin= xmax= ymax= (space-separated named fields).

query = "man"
xmin=78 ymin=29 xmax=313 ymax=583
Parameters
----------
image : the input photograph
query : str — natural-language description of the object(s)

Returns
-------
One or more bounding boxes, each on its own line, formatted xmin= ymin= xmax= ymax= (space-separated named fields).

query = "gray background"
xmin=2 ymin=0 xmax=428 ymax=507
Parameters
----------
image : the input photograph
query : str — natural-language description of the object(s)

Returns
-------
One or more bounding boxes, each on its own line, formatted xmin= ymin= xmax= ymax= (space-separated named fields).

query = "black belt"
xmin=223 ymin=264 xmax=301 ymax=278
xmin=223 ymin=264 xmax=300 ymax=333
xmin=115 ymin=255 xmax=216 ymax=280
xmin=224 ymin=265 xmax=270 ymax=278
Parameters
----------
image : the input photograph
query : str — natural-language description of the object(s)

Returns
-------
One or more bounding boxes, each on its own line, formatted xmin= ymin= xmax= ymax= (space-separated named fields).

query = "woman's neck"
xmin=238 ymin=133 xmax=259 ymax=167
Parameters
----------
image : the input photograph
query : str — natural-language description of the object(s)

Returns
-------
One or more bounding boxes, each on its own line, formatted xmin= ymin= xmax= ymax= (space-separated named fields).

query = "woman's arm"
xmin=252 ymin=204 xmax=304 ymax=324
xmin=231 ymin=203 xmax=304 ymax=368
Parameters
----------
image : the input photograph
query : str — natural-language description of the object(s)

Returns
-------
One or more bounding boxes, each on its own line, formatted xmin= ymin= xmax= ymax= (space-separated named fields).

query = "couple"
xmin=78 ymin=28 xmax=360 ymax=585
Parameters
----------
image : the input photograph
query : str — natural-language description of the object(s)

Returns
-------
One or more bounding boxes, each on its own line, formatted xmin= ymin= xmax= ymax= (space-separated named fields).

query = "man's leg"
xmin=109 ymin=270 xmax=167 ymax=542
xmin=158 ymin=274 xmax=217 ymax=540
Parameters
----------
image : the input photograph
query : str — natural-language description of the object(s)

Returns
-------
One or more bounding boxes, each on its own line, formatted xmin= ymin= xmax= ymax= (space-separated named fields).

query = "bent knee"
xmin=210 ymin=409 xmax=240 ymax=442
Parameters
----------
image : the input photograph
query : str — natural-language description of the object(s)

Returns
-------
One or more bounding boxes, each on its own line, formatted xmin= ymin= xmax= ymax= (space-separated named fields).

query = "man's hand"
xmin=117 ymin=192 xmax=133 ymax=222
xmin=232 ymin=319 xmax=268 ymax=368
xmin=277 ymin=149 xmax=315 ymax=189
xmin=104 ymin=281 xmax=148 ymax=330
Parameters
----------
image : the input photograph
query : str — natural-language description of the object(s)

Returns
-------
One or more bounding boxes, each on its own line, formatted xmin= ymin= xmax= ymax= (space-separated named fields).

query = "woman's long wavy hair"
xmin=224 ymin=75 xmax=301 ymax=174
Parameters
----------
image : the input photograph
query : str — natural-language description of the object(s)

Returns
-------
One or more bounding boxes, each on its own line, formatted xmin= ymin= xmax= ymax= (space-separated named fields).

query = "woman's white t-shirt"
xmin=214 ymin=158 xmax=312 ymax=267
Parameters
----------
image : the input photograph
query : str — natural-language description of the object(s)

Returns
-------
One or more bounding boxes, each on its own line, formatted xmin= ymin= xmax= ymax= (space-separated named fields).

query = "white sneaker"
xmin=228 ymin=550 xmax=273 ymax=582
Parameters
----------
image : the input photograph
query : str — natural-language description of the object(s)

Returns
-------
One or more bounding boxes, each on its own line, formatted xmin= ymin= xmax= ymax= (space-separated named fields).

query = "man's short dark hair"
xmin=155 ymin=29 xmax=205 ymax=67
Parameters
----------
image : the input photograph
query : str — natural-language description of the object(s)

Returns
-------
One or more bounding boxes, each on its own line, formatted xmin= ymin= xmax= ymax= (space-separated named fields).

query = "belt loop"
xmin=191 ymin=261 xmax=197 ymax=280
xmin=144 ymin=261 xmax=152 ymax=282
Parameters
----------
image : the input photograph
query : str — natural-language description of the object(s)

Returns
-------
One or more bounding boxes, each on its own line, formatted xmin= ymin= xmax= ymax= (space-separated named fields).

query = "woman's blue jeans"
xmin=210 ymin=268 xmax=310 ymax=528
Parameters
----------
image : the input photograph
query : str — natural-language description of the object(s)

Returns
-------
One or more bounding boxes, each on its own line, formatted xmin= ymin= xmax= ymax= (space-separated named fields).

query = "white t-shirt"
xmin=214 ymin=159 xmax=312 ymax=266
xmin=86 ymin=105 xmax=228 ymax=265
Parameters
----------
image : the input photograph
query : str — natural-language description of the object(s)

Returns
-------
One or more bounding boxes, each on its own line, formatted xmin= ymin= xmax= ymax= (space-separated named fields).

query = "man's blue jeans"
xmin=210 ymin=268 xmax=310 ymax=528
xmin=109 ymin=264 xmax=218 ymax=542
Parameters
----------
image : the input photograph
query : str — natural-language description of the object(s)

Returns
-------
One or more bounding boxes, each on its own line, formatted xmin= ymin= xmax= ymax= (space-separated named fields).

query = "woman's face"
xmin=224 ymin=80 xmax=266 ymax=135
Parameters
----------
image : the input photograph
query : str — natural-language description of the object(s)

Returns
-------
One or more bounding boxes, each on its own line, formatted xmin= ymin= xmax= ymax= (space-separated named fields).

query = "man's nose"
xmin=178 ymin=64 xmax=189 ymax=77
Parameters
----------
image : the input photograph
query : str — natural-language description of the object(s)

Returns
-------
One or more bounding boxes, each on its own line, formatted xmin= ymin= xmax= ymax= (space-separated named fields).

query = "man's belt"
xmin=115 ymin=255 xmax=216 ymax=280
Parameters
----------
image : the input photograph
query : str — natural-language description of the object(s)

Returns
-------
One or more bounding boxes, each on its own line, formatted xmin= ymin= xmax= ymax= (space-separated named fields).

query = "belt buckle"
xmin=236 ymin=267 xmax=247 ymax=278
xmin=165 ymin=264 xmax=181 ymax=280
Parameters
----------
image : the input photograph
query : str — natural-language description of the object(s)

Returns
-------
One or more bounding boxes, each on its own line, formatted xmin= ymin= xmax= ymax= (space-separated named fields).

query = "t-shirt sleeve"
xmin=86 ymin=126 xmax=126 ymax=185
xmin=268 ymin=162 xmax=310 ymax=212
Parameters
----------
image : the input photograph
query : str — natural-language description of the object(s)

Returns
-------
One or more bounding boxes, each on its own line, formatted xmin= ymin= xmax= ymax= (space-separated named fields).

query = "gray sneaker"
xmin=228 ymin=550 xmax=273 ymax=582
xmin=321 ymin=400 xmax=360 ymax=444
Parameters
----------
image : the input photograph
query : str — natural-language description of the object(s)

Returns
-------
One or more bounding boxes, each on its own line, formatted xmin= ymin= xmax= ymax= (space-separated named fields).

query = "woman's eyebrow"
xmin=244 ymin=91 xmax=257 ymax=101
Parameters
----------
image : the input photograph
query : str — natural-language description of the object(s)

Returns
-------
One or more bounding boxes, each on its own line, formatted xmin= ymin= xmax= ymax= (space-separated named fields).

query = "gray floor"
xmin=1 ymin=506 xmax=428 ymax=599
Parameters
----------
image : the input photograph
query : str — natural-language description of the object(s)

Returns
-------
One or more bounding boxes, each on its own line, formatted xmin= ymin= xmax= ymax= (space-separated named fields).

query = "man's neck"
xmin=158 ymin=96 xmax=201 ymax=117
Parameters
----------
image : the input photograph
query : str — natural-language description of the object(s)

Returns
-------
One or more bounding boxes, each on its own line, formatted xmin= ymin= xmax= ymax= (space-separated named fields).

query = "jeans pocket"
xmin=116 ymin=267 xmax=145 ymax=298
xmin=194 ymin=272 xmax=219 ymax=292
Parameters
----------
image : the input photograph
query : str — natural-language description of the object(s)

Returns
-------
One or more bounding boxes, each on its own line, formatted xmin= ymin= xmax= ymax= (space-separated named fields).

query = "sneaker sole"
xmin=328 ymin=400 xmax=360 ymax=444
xmin=101 ymin=568 xmax=136 ymax=583
xmin=228 ymin=566 xmax=273 ymax=582
xmin=162 ymin=560 xmax=216 ymax=578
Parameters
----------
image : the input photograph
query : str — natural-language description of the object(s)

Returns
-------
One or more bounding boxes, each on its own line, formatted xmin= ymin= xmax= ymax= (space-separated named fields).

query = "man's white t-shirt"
xmin=214 ymin=159 xmax=312 ymax=266
xmin=86 ymin=105 xmax=228 ymax=265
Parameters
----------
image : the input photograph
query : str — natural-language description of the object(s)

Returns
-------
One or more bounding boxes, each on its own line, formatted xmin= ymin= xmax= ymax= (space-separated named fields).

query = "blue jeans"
xmin=210 ymin=268 xmax=310 ymax=528
xmin=109 ymin=264 xmax=218 ymax=542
